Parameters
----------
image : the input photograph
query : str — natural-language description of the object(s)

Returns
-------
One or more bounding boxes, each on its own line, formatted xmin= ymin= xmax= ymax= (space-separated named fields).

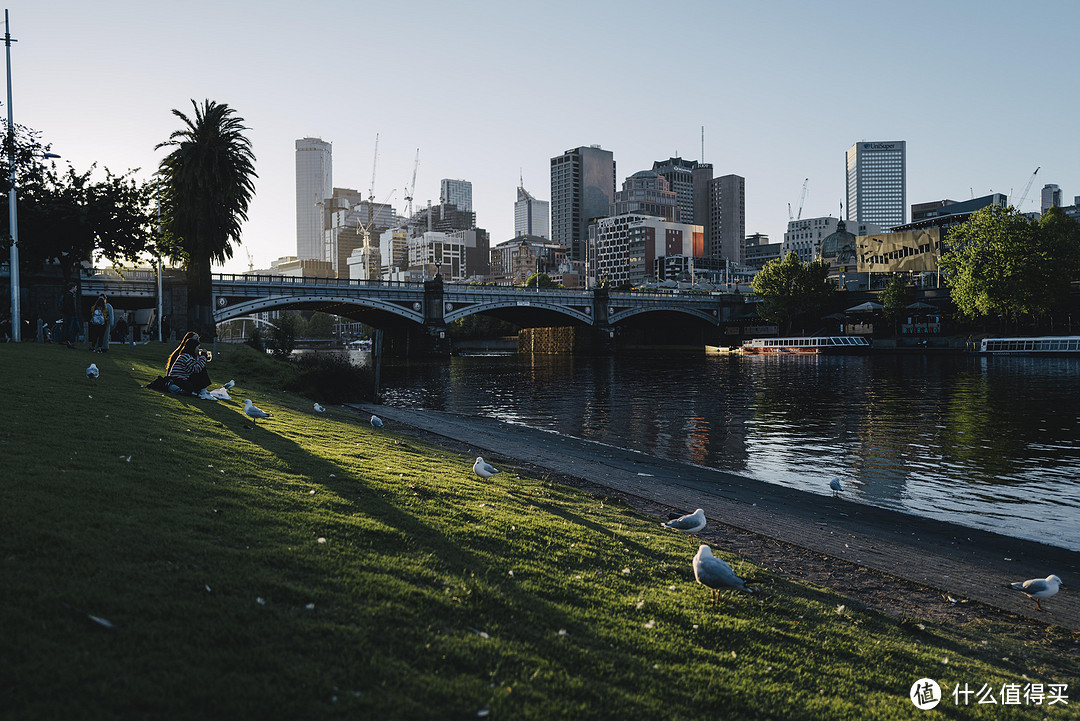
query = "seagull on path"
xmin=86 ymin=363 xmax=99 ymax=380
xmin=1009 ymin=574 xmax=1063 ymax=611
xmin=223 ymin=380 xmax=235 ymax=389
xmin=473 ymin=457 xmax=500 ymax=479
xmin=243 ymin=399 xmax=273 ymax=425
xmin=314 ymin=403 xmax=326 ymax=413
xmin=829 ymin=477 xmax=844 ymax=497
xmin=662 ymin=508 xmax=706 ymax=537
xmin=693 ymin=544 xmax=752 ymax=606
xmin=370 ymin=415 xmax=383 ymax=428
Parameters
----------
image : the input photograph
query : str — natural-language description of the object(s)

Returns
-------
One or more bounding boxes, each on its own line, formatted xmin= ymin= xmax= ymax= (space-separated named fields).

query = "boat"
xmin=741 ymin=336 xmax=871 ymax=355
xmin=977 ymin=336 xmax=1080 ymax=356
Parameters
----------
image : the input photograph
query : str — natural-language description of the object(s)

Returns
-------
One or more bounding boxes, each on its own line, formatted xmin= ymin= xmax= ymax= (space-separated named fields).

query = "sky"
xmin=9 ymin=0 xmax=1080 ymax=274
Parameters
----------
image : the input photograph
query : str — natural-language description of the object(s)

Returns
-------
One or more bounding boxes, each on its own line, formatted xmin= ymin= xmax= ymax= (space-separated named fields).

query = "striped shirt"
xmin=167 ymin=352 xmax=206 ymax=381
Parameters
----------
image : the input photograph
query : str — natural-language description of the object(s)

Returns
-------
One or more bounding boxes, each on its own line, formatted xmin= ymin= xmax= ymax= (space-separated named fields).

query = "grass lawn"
xmin=0 ymin=340 xmax=1076 ymax=720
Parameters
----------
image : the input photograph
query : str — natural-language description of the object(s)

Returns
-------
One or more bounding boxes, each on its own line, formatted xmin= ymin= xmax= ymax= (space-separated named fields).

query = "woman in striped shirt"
xmin=165 ymin=336 xmax=214 ymax=398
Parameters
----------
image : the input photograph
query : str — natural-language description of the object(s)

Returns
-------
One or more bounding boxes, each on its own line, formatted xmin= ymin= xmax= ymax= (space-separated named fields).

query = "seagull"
xmin=223 ymin=380 xmax=235 ymax=389
xmin=829 ymin=477 xmax=844 ymax=497
xmin=694 ymin=545 xmax=752 ymax=606
xmin=243 ymin=399 xmax=273 ymax=424
xmin=662 ymin=508 xmax=706 ymax=537
xmin=473 ymin=456 xmax=500 ymax=479
xmin=370 ymin=415 xmax=383 ymax=428
xmin=86 ymin=363 xmax=99 ymax=380
xmin=1009 ymin=574 xmax=1063 ymax=611
xmin=314 ymin=403 xmax=326 ymax=413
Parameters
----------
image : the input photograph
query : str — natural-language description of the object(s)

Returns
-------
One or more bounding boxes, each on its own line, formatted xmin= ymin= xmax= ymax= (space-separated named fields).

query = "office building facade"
xmin=593 ymin=213 xmax=704 ymax=287
xmin=514 ymin=186 xmax=550 ymax=239
xmin=1042 ymin=184 xmax=1062 ymax=215
xmin=440 ymin=179 xmax=473 ymax=213
xmin=782 ymin=216 xmax=882 ymax=264
xmin=846 ymin=140 xmax=906 ymax=230
xmin=709 ymin=174 xmax=745 ymax=264
xmin=551 ymin=145 xmax=616 ymax=263
xmin=295 ymin=138 xmax=333 ymax=261
xmin=652 ymin=157 xmax=713 ymax=226
xmin=612 ymin=170 xmax=677 ymax=220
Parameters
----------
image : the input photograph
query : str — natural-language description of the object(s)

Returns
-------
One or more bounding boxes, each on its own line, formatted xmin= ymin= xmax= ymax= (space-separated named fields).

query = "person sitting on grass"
xmin=165 ymin=335 xmax=215 ymax=399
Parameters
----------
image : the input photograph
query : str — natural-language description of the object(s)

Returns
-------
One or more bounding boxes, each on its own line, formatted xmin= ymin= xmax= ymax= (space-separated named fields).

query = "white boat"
xmin=977 ymin=336 xmax=1080 ymax=356
xmin=742 ymin=336 xmax=871 ymax=355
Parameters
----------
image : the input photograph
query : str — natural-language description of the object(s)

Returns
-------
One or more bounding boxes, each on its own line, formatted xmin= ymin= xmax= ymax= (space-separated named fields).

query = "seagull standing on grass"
xmin=86 ymin=363 xmax=99 ymax=380
xmin=313 ymin=403 xmax=326 ymax=413
xmin=829 ymin=477 xmax=844 ymax=497
xmin=370 ymin=415 xmax=383 ymax=428
xmin=473 ymin=457 xmax=500 ymax=479
xmin=243 ymin=399 xmax=273 ymax=425
xmin=1009 ymin=575 xmax=1063 ymax=611
xmin=662 ymin=508 xmax=706 ymax=538
xmin=693 ymin=544 xmax=752 ymax=606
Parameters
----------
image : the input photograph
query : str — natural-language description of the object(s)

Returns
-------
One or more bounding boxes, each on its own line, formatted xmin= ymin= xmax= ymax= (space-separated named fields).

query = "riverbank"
xmin=350 ymin=403 xmax=1080 ymax=633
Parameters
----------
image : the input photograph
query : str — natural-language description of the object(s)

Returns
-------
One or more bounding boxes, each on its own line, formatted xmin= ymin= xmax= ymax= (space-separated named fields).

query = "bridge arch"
xmin=214 ymin=294 xmax=425 ymax=325
xmin=609 ymin=304 xmax=720 ymax=326
xmin=444 ymin=298 xmax=592 ymax=325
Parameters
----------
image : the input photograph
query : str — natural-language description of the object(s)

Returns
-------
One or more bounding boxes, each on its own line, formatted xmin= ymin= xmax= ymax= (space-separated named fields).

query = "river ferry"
xmin=977 ymin=336 xmax=1080 ymax=356
xmin=742 ymin=336 xmax=871 ymax=355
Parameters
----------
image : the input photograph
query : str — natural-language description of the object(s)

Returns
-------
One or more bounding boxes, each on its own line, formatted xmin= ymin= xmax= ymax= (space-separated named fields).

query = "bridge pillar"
xmin=591 ymin=287 xmax=616 ymax=355
xmin=421 ymin=276 xmax=451 ymax=357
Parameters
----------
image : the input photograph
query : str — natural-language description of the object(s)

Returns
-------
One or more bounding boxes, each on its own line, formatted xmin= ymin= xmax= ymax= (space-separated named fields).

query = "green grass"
xmin=0 ymin=341 xmax=1076 ymax=720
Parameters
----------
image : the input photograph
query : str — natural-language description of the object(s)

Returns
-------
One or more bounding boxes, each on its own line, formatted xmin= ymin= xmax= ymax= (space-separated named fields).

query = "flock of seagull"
xmin=90 ymin=360 xmax=1065 ymax=613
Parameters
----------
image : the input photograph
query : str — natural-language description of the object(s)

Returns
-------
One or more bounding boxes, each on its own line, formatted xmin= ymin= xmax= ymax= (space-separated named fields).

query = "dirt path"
xmin=352 ymin=403 xmax=1080 ymax=636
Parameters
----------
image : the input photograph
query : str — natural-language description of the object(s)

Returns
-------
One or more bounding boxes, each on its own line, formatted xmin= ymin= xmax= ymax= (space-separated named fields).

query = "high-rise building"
xmin=295 ymin=138 xmax=333 ymax=260
xmin=514 ymin=186 xmax=550 ymax=239
xmin=440 ymin=179 xmax=473 ymax=213
xmin=1041 ymin=184 xmax=1062 ymax=215
xmin=651 ymin=157 xmax=713 ymax=225
xmin=612 ymin=171 xmax=677 ymax=220
xmin=846 ymin=140 xmax=906 ymax=230
xmin=593 ymin=213 xmax=704 ymax=286
xmin=709 ymin=175 xmax=745 ymax=264
xmin=551 ymin=145 xmax=616 ymax=263
xmin=782 ymin=216 xmax=882 ymax=264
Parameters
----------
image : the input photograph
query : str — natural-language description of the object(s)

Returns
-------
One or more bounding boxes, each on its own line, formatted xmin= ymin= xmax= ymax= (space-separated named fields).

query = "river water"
xmin=364 ymin=351 xmax=1080 ymax=551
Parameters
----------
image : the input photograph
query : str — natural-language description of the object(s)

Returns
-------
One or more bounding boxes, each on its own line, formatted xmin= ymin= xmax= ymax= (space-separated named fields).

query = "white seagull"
xmin=693 ymin=544 xmax=752 ymax=606
xmin=473 ymin=457 xmax=500 ymax=479
xmin=829 ymin=477 xmax=844 ymax=497
xmin=370 ymin=415 xmax=383 ymax=428
xmin=313 ymin=403 xmax=326 ymax=413
xmin=1009 ymin=574 xmax=1063 ymax=611
xmin=86 ymin=363 xmax=99 ymax=380
xmin=243 ymin=399 xmax=274 ymax=424
xmin=223 ymin=379 xmax=236 ymax=389
xmin=662 ymin=508 xmax=706 ymax=536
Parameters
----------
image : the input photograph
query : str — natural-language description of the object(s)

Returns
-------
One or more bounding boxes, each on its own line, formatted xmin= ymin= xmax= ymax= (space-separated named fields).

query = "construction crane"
xmin=403 ymin=149 xmax=420 ymax=220
xmin=1013 ymin=166 xmax=1040 ymax=212
xmin=245 ymin=247 xmax=254 ymax=273
xmin=796 ymin=178 xmax=809 ymax=220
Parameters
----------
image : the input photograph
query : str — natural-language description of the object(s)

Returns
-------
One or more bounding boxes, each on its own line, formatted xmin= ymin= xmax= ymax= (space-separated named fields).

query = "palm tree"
xmin=156 ymin=99 xmax=256 ymax=339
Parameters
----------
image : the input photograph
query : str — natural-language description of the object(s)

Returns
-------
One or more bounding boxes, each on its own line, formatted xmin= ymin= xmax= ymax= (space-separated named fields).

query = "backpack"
xmin=92 ymin=307 xmax=105 ymax=325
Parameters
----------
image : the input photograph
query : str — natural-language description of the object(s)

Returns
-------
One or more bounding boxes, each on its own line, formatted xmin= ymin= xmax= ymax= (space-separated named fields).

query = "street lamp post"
xmin=5 ymin=9 xmax=19 ymax=342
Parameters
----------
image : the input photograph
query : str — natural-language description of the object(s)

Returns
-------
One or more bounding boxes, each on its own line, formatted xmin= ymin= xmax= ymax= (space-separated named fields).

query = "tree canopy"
xmin=939 ymin=205 xmax=1080 ymax=322
xmin=750 ymin=253 xmax=834 ymax=332
xmin=156 ymin=99 xmax=257 ymax=338
xmin=522 ymin=272 xmax=561 ymax=289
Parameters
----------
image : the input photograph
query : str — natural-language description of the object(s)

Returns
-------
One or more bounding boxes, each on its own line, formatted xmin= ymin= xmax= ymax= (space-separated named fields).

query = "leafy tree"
xmin=879 ymin=274 xmax=911 ymax=331
xmin=522 ymin=272 xmax=561 ymax=289
xmin=268 ymin=313 xmax=303 ymax=358
xmin=750 ymin=253 xmax=834 ymax=332
xmin=302 ymin=311 xmax=335 ymax=338
xmin=156 ymin=100 xmax=257 ymax=339
xmin=939 ymin=205 xmax=1080 ymax=324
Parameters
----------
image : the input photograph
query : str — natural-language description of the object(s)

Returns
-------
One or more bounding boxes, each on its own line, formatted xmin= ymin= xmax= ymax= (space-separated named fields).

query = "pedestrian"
xmin=60 ymin=283 xmax=79 ymax=349
xmin=99 ymin=294 xmax=115 ymax=352
xmin=164 ymin=334 xmax=215 ymax=398
xmin=88 ymin=296 xmax=108 ymax=352
xmin=114 ymin=313 xmax=129 ymax=344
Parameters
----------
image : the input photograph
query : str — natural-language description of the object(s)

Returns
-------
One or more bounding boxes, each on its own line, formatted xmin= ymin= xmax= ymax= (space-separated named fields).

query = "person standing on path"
xmin=60 ymin=283 xmax=80 ymax=349
xmin=99 ymin=294 xmax=115 ymax=352
xmin=88 ymin=297 xmax=108 ymax=352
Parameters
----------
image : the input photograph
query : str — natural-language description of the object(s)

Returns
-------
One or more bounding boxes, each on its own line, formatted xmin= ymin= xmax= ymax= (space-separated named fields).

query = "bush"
xmin=284 ymin=352 xmax=374 ymax=404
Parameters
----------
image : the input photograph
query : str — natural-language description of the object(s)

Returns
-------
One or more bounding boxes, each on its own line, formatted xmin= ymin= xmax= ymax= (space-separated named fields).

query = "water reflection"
xmin=377 ymin=352 xmax=1080 ymax=550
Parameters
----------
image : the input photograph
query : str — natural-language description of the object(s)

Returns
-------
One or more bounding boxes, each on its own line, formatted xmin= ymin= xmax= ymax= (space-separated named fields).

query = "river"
xmin=357 ymin=350 xmax=1080 ymax=552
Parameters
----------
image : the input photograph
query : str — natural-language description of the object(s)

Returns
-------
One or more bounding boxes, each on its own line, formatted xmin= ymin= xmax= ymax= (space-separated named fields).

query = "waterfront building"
xmin=743 ymin=233 xmax=782 ymax=270
xmin=709 ymin=174 xmax=745 ymax=264
xmin=440 ymin=179 xmax=473 ymax=213
xmin=855 ymin=227 xmax=941 ymax=280
xmin=1041 ymin=184 xmax=1062 ymax=215
xmin=407 ymin=231 xmax=466 ymax=282
xmin=782 ymin=216 xmax=881 ymax=264
xmin=551 ymin=145 xmax=616 ymax=264
xmin=652 ymin=157 xmax=713 ymax=226
xmin=846 ymin=140 xmax=907 ymax=230
xmin=489 ymin=235 xmax=567 ymax=285
xmin=514 ymin=185 xmax=550 ymax=239
xmin=593 ymin=213 xmax=703 ymax=287
xmin=295 ymin=138 xmax=333 ymax=261
xmin=612 ymin=170 xmax=677 ymax=220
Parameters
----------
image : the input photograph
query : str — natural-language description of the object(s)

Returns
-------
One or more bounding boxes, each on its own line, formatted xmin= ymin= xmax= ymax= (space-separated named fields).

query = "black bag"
xmin=145 ymin=376 xmax=170 ymax=392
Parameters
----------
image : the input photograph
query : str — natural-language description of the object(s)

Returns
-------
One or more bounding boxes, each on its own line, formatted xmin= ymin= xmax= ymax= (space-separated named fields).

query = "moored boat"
xmin=742 ymin=336 xmax=871 ymax=355
xmin=977 ymin=336 xmax=1080 ymax=356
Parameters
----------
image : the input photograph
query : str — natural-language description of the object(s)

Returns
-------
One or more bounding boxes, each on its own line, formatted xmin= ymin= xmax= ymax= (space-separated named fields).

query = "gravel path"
xmin=351 ymin=403 xmax=1080 ymax=634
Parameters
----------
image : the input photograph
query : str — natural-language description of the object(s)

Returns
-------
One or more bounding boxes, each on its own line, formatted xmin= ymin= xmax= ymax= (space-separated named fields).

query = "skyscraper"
xmin=515 ymin=185 xmax=550 ymax=239
xmin=709 ymin=174 xmax=745 ymax=264
xmin=1041 ymin=184 xmax=1062 ymax=214
xmin=440 ymin=179 xmax=473 ymax=213
xmin=612 ymin=170 xmax=677 ymax=220
xmin=551 ymin=145 xmax=615 ymax=262
xmin=652 ymin=157 xmax=713 ymax=225
xmin=295 ymin=138 xmax=333 ymax=261
xmin=846 ymin=140 xmax=906 ymax=230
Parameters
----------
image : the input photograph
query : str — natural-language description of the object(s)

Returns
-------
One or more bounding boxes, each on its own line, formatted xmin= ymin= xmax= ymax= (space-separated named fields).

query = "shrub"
xmin=284 ymin=351 xmax=374 ymax=404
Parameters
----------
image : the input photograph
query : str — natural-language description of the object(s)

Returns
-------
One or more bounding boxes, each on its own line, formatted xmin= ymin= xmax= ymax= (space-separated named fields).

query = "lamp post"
xmin=5 ymin=9 xmax=19 ymax=342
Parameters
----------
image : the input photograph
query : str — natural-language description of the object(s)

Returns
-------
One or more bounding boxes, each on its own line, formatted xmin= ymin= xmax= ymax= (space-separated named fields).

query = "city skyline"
xmin=9 ymin=0 xmax=1080 ymax=274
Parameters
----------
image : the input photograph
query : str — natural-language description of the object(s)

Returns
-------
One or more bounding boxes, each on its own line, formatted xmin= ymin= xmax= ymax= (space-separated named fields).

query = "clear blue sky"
xmin=10 ymin=0 xmax=1080 ymax=273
